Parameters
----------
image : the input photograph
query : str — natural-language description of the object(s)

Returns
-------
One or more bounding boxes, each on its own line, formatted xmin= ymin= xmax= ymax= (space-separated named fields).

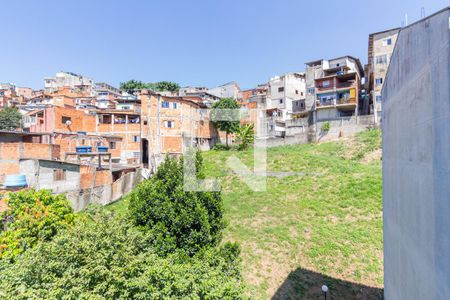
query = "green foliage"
xmin=0 ymin=209 xmax=244 ymax=299
xmin=321 ymin=121 xmax=330 ymax=132
xmin=236 ymin=123 xmax=255 ymax=151
xmin=0 ymin=107 xmax=22 ymax=131
xmin=211 ymin=98 xmax=240 ymax=147
xmin=212 ymin=143 xmax=230 ymax=151
xmin=119 ymin=79 xmax=149 ymax=93
xmin=128 ymin=152 xmax=225 ymax=256
xmin=0 ymin=189 xmax=74 ymax=261
xmin=147 ymin=81 xmax=180 ymax=92
xmin=120 ymin=80 xmax=180 ymax=94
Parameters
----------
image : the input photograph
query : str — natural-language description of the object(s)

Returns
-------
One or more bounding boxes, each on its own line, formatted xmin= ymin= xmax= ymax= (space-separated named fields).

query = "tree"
xmin=211 ymin=98 xmax=240 ymax=147
xmin=0 ymin=209 xmax=244 ymax=299
xmin=0 ymin=189 xmax=74 ymax=261
xmin=236 ymin=123 xmax=255 ymax=151
xmin=147 ymin=81 xmax=180 ymax=92
xmin=119 ymin=80 xmax=149 ymax=93
xmin=128 ymin=152 xmax=225 ymax=256
xmin=0 ymin=107 xmax=22 ymax=131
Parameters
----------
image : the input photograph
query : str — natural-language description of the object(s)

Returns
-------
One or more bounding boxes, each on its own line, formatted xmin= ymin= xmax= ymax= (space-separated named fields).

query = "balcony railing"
xmin=315 ymin=97 xmax=356 ymax=107
xmin=316 ymin=82 xmax=356 ymax=91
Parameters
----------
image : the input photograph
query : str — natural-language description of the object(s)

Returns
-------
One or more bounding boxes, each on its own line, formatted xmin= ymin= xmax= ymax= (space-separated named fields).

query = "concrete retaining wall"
xmin=382 ymin=8 xmax=450 ymax=300
xmin=257 ymin=115 xmax=376 ymax=148
xmin=66 ymin=169 xmax=145 ymax=211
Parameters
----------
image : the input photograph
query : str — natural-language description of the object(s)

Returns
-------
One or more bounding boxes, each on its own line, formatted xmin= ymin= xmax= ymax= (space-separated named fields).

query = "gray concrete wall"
xmin=66 ymin=169 xmax=144 ymax=211
xmin=382 ymin=8 xmax=450 ymax=300
xmin=20 ymin=159 xmax=81 ymax=193
xmin=255 ymin=115 xmax=376 ymax=148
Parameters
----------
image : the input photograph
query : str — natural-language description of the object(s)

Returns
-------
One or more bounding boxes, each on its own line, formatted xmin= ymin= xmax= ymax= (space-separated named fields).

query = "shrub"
xmin=212 ymin=143 xmax=229 ymax=151
xmin=0 ymin=107 xmax=22 ymax=131
xmin=321 ymin=121 xmax=330 ymax=132
xmin=128 ymin=152 xmax=225 ymax=256
xmin=0 ymin=189 xmax=74 ymax=261
xmin=0 ymin=210 xmax=244 ymax=299
xmin=236 ymin=123 xmax=255 ymax=151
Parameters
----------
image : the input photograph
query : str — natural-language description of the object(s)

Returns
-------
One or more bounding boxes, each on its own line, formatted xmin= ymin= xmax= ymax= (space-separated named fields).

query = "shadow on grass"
xmin=272 ymin=268 xmax=383 ymax=300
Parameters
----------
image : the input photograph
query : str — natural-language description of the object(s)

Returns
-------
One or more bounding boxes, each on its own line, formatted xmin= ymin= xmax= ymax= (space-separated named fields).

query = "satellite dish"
xmin=65 ymin=120 xmax=72 ymax=126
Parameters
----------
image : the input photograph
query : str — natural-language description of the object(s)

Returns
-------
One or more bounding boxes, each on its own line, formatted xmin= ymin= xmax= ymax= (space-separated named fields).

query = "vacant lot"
xmin=202 ymin=129 xmax=383 ymax=299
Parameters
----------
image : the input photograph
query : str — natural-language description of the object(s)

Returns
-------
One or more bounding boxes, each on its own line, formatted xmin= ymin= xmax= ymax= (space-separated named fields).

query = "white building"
xmin=266 ymin=72 xmax=306 ymax=121
xmin=208 ymin=81 xmax=241 ymax=100
xmin=44 ymin=71 xmax=95 ymax=95
xmin=367 ymin=28 xmax=400 ymax=121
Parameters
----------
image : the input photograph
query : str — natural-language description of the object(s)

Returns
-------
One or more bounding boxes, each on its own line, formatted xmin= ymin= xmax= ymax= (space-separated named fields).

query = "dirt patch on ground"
xmin=362 ymin=149 xmax=382 ymax=164
xmin=0 ymin=198 xmax=9 ymax=213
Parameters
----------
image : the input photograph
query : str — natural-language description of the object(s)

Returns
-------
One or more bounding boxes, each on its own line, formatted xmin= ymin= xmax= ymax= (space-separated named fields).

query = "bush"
xmin=236 ymin=123 xmax=255 ymax=151
xmin=0 ymin=210 xmax=244 ymax=299
xmin=0 ymin=107 xmax=22 ymax=131
xmin=212 ymin=143 xmax=229 ymax=151
xmin=321 ymin=121 xmax=330 ymax=132
xmin=128 ymin=152 xmax=225 ymax=256
xmin=0 ymin=189 xmax=74 ymax=261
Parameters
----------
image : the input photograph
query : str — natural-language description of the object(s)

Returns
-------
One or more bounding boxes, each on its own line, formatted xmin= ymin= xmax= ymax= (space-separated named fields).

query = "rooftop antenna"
xmin=421 ymin=7 xmax=426 ymax=18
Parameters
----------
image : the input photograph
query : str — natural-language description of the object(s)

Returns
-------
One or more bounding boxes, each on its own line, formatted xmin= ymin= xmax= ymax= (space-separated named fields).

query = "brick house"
xmin=139 ymin=90 xmax=218 ymax=167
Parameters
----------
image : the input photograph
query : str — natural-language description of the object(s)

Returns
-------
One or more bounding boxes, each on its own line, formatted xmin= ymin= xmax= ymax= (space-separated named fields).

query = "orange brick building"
xmin=24 ymin=106 xmax=126 ymax=162
xmin=139 ymin=90 xmax=218 ymax=166
xmin=0 ymin=131 xmax=59 ymax=182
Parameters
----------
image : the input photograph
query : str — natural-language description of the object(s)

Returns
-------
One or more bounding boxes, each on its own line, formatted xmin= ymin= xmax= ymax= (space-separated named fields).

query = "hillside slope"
xmin=202 ymin=129 xmax=382 ymax=299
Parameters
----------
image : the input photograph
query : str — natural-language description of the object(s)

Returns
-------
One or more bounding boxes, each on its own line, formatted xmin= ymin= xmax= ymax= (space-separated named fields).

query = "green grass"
xmin=108 ymin=129 xmax=383 ymax=299
xmin=202 ymin=129 xmax=383 ymax=299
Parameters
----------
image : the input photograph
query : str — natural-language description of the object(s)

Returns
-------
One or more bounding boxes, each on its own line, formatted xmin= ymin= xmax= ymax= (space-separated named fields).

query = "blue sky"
xmin=1 ymin=0 xmax=448 ymax=90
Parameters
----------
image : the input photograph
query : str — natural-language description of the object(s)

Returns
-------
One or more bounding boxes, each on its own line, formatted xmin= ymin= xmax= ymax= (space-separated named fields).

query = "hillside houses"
xmin=0 ymin=21 xmax=402 ymax=202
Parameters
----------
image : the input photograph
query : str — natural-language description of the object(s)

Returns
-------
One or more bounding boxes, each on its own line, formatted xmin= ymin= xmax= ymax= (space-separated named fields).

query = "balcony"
xmin=316 ymin=81 xmax=356 ymax=92
xmin=315 ymin=97 xmax=356 ymax=108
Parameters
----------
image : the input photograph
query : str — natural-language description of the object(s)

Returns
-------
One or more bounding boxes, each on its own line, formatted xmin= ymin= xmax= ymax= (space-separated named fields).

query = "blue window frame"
xmin=172 ymin=102 xmax=178 ymax=109
xmin=161 ymin=101 xmax=169 ymax=108
xmin=376 ymin=95 xmax=382 ymax=102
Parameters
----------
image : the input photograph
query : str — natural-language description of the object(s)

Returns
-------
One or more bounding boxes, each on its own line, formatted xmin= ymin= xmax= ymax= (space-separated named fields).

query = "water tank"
xmin=76 ymin=146 xmax=92 ymax=153
xmin=97 ymin=146 xmax=109 ymax=153
xmin=4 ymin=174 xmax=27 ymax=187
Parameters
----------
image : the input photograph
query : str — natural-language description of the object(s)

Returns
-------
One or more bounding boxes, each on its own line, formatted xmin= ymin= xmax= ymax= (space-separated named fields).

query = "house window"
xmin=383 ymin=38 xmax=392 ymax=46
xmin=61 ymin=116 xmax=71 ymax=124
xmin=133 ymin=152 xmax=140 ymax=158
xmin=100 ymin=115 xmax=112 ymax=124
xmin=307 ymin=87 xmax=315 ymax=94
xmin=109 ymin=141 xmax=116 ymax=149
xmin=278 ymin=87 xmax=284 ymax=92
xmin=375 ymin=78 xmax=383 ymax=85
xmin=322 ymin=80 xmax=330 ymax=87
xmin=53 ymin=169 xmax=66 ymax=181
xmin=279 ymin=99 xmax=283 ymax=104
xmin=300 ymin=102 xmax=305 ymax=109
xmin=375 ymin=55 xmax=388 ymax=64
xmin=132 ymin=135 xmax=140 ymax=142
xmin=164 ymin=120 xmax=175 ymax=128
xmin=161 ymin=101 xmax=170 ymax=108
xmin=376 ymin=95 xmax=382 ymax=102
xmin=172 ymin=102 xmax=178 ymax=109
xmin=295 ymin=90 xmax=299 ymax=94
xmin=301 ymin=92 xmax=304 ymax=96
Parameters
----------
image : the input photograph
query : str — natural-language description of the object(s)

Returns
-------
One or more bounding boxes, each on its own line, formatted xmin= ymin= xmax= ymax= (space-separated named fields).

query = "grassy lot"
xmin=107 ymin=129 xmax=383 ymax=299
xmin=202 ymin=129 xmax=383 ymax=299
